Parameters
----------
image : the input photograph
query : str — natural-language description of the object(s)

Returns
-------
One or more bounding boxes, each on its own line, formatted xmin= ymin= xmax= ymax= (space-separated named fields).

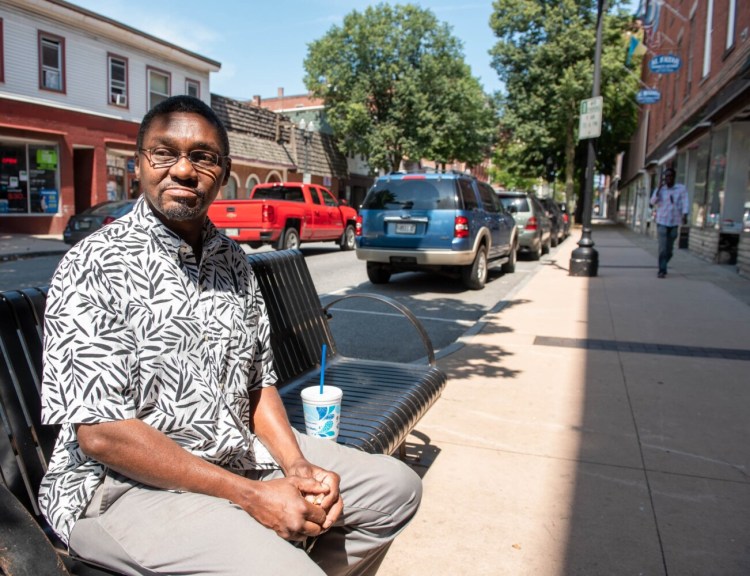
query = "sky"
xmin=66 ymin=1 xmax=503 ymax=101
xmin=66 ymin=1 xmax=639 ymax=102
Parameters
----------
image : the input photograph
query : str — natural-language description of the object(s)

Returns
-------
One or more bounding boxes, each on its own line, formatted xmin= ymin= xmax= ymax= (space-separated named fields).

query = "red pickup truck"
xmin=208 ymin=182 xmax=358 ymax=251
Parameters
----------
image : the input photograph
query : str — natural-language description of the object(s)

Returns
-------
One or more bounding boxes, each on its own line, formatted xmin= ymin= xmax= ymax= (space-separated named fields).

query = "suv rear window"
xmin=498 ymin=196 xmax=530 ymax=212
xmin=362 ymin=179 xmax=458 ymax=211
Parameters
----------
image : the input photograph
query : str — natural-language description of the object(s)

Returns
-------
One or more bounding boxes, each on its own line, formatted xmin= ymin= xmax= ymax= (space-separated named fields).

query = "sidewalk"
xmin=0 ymin=233 xmax=69 ymax=262
xmin=380 ymin=224 xmax=750 ymax=576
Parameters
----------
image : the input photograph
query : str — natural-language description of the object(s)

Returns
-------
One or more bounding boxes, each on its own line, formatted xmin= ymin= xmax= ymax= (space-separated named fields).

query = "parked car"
xmin=355 ymin=171 xmax=517 ymax=290
xmin=62 ymin=199 xmax=136 ymax=245
xmin=495 ymin=191 xmax=551 ymax=260
xmin=557 ymin=202 xmax=572 ymax=237
xmin=539 ymin=197 xmax=566 ymax=246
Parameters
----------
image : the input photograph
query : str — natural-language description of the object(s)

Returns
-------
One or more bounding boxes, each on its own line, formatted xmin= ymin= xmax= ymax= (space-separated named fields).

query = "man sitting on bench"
xmin=38 ymin=95 xmax=421 ymax=576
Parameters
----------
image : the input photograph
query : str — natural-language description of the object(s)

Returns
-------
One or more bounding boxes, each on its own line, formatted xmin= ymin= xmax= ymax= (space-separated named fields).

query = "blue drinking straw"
xmin=319 ymin=344 xmax=327 ymax=394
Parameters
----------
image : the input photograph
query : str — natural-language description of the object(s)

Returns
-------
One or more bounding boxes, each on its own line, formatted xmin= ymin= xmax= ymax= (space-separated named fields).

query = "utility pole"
xmin=570 ymin=0 xmax=606 ymax=277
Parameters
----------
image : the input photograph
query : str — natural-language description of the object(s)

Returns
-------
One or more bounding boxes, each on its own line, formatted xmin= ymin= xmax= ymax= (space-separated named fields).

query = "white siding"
xmin=0 ymin=3 xmax=212 ymax=121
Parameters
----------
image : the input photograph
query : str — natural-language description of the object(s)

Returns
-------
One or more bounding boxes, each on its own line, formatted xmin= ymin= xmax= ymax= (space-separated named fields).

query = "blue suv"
xmin=355 ymin=171 xmax=517 ymax=290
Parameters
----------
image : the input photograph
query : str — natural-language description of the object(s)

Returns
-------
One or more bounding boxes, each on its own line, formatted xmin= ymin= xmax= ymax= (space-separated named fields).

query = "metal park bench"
xmin=0 ymin=248 xmax=447 ymax=575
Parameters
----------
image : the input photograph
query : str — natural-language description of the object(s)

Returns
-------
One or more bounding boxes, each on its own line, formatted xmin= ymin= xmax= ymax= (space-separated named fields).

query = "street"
xmin=0 ymin=241 xmax=561 ymax=363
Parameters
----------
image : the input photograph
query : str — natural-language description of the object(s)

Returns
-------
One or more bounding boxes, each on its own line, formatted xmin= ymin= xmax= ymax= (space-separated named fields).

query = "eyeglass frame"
xmin=138 ymin=146 xmax=229 ymax=170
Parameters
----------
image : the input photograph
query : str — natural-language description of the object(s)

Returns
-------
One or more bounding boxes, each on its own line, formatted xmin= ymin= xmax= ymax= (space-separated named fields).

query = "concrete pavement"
xmin=379 ymin=224 xmax=750 ymax=576
xmin=2 ymin=226 xmax=749 ymax=575
xmin=0 ymin=233 xmax=69 ymax=262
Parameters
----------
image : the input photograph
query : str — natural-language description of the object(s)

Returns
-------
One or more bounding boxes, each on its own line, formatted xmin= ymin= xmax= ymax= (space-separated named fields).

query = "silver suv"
xmin=495 ymin=191 xmax=551 ymax=260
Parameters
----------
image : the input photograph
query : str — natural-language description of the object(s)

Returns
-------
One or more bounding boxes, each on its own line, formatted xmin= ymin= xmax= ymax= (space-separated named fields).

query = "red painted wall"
xmin=0 ymin=98 xmax=139 ymax=235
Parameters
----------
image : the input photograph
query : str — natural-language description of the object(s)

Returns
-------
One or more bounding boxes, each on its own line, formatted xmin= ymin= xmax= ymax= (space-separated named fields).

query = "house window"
xmin=223 ymin=174 xmax=238 ymax=199
xmin=186 ymin=79 xmax=200 ymax=98
xmin=702 ymin=0 xmax=714 ymax=79
xmin=39 ymin=32 xmax=65 ymax=92
xmin=148 ymin=67 xmax=170 ymax=109
xmin=726 ymin=0 xmax=737 ymax=51
xmin=108 ymin=54 xmax=128 ymax=107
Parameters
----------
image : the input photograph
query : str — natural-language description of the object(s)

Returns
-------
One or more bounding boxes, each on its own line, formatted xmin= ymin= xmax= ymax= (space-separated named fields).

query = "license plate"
xmin=222 ymin=228 xmax=239 ymax=237
xmin=395 ymin=223 xmax=416 ymax=234
xmin=75 ymin=221 xmax=90 ymax=231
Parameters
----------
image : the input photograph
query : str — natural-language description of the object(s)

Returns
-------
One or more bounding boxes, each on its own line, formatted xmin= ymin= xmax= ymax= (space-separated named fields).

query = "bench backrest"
xmin=246 ymin=249 xmax=335 ymax=382
xmin=0 ymin=249 xmax=332 ymax=519
xmin=0 ymin=287 xmax=53 ymax=522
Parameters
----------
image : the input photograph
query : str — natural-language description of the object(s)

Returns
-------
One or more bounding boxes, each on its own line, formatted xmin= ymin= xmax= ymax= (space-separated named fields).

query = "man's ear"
xmin=134 ymin=153 xmax=141 ymax=180
xmin=221 ymin=158 xmax=232 ymax=186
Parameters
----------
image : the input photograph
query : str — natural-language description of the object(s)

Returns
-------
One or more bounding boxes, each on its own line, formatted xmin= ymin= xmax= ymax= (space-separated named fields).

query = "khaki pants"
xmin=69 ymin=430 xmax=422 ymax=575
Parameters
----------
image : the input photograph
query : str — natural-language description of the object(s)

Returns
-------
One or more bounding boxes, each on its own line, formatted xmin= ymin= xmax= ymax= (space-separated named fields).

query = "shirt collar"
xmin=130 ymin=196 xmax=222 ymax=259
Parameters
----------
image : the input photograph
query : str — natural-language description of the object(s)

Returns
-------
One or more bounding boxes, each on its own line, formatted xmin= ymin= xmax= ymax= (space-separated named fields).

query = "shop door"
xmin=73 ymin=149 xmax=94 ymax=214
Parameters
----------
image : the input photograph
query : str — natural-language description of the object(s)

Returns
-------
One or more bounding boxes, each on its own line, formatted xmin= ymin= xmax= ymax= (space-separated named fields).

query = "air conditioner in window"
xmin=113 ymin=94 xmax=127 ymax=106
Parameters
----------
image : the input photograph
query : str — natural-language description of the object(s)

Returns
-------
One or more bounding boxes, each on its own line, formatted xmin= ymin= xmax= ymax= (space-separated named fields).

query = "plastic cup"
xmin=300 ymin=385 xmax=342 ymax=440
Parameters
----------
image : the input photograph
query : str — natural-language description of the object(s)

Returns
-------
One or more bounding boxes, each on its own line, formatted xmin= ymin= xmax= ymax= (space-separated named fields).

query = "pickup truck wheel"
xmin=462 ymin=246 xmax=488 ymax=290
xmin=340 ymin=224 xmax=356 ymax=251
xmin=367 ymin=262 xmax=391 ymax=284
xmin=276 ymin=228 xmax=300 ymax=251
xmin=501 ymin=239 xmax=517 ymax=274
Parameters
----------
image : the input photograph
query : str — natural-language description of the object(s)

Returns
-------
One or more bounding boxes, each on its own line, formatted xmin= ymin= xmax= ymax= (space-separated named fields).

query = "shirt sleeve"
xmin=649 ymin=187 xmax=660 ymax=206
xmin=41 ymin=252 xmax=138 ymax=425
xmin=247 ymin=275 xmax=278 ymax=392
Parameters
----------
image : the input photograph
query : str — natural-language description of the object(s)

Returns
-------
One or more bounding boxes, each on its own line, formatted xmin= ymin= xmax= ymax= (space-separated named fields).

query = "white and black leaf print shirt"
xmin=38 ymin=196 xmax=279 ymax=545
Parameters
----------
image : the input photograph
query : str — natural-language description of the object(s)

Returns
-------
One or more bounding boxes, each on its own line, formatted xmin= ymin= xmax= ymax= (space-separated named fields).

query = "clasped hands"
xmin=243 ymin=458 xmax=343 ymax=542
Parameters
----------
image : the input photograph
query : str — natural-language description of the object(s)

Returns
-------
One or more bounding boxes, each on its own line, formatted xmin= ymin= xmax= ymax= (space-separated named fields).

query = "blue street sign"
xmin=127 ymin=158 xmax=136 ymax=173
xmin=649 ymin=54 xmax=682 ymax=74
xmin=636 ymin=89 xmax=661 ymax=104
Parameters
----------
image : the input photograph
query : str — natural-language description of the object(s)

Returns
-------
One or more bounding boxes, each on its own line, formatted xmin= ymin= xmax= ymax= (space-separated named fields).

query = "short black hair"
xmin=136 ymin=95 xmax=229 ymax=156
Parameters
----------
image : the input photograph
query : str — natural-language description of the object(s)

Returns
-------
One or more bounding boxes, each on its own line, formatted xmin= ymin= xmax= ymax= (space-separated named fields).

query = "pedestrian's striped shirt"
xmin=38 ymin=197 xmax=279 ymax=544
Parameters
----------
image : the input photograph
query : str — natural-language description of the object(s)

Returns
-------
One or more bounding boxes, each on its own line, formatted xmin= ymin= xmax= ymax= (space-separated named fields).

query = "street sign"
xmin=578 ymin=96 xmax=603 ymax=140
xmin=649 ymin=54 xmax=682 ymax=74
xmin=636 ymin=89 xmax=661 ymax=104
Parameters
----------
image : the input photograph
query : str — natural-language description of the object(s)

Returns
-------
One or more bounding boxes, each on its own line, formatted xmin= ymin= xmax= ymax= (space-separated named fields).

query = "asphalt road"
xmin=0 ymin=240 xmax=564 ymax=362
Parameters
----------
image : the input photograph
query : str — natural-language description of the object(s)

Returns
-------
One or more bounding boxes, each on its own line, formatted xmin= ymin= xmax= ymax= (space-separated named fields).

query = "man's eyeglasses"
xmin=139 ymin=147 xmax=227 ymax=170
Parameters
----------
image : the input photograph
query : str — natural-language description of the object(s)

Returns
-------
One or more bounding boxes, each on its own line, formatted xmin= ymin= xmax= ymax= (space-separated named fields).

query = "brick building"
xmin=618 ymin=0 xmax=750 ymax=275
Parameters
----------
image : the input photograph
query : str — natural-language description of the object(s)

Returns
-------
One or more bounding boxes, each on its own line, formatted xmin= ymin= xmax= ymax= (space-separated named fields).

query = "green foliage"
xmin=489 ymin=0 xmax=640 ymax=196
xmin=304 ymin=3 xmax=497 ymax=172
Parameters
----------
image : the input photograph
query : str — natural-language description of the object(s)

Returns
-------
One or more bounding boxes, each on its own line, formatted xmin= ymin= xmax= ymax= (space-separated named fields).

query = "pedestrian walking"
xmin=649 ymin=168 xmax=689 ymax=278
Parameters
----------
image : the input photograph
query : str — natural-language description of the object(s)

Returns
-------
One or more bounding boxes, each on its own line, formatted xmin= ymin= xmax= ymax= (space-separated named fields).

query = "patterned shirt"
xmin=650 ymin=182 xmax=689 ymax=227
xmin=38 ymin=197 xmax=279 ymax=545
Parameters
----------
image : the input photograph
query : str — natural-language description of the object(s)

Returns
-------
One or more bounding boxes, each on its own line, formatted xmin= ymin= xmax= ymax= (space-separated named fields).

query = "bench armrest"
xmin=323 ymin=293 xmax=436 ymax=366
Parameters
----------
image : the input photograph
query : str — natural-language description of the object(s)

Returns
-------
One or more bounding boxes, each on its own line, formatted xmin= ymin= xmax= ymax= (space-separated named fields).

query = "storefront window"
xmin=106 ymin=154 xmax=127 ymax=201
xmin=705 ymin=128 xmax=728 ymax=230
xmin=691 ymin=135 xmax=710 ymax=228
xmin=0 ymin=140 xmax=59 ymax=214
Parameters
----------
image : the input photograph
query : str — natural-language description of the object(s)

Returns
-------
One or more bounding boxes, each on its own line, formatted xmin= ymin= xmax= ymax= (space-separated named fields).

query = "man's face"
xmin=135 ymin=112 xmax=230 ymax=231
xmin=664 ymin=171 xmax=675 ymax=187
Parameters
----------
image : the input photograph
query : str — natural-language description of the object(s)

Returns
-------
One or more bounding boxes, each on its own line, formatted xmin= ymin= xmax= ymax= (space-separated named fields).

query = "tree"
xmin=304 ymin=3 xmax=497 ymax=172
xmin=489 ymin=0 xmax=640 ymax=206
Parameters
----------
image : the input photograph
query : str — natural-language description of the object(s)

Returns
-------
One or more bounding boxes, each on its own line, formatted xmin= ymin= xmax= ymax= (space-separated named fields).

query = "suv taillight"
xmin=262 ymin=204 xmax=275 ymax=223
xmin=454 ymin=216 xmax=469 ymax=238
xmin=563 ymin=213 xmax=569 ymax=224
xmin=102 ymin=216 xmax=116 ymax=225
xmin=525 ymin=216 xmax=538 ymax=231
xmin=355 ymin=215 xmax=363 ymax=237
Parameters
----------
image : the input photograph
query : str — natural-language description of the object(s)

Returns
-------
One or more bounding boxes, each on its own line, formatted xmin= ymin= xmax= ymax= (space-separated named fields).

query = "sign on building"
xmin=578 ymin=96 xmax=603 ymax=140
xmin=649 ymin=54 xmax=682 ymax=74
xmin=636 ymin=89 xmax=661 ymax=104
